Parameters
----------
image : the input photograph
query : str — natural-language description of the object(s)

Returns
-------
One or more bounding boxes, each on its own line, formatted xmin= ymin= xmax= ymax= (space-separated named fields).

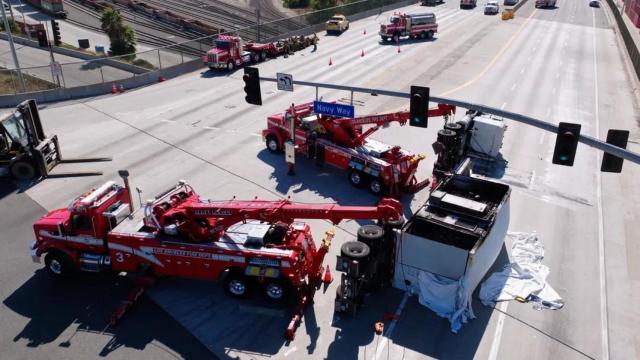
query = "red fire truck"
xmin=261 ymin=102 xmax=456 ymax=196
xmin=30 ymin=173 xmax=402 ymax=339
xmin=379 ymin=12 xmax=438 ymax=42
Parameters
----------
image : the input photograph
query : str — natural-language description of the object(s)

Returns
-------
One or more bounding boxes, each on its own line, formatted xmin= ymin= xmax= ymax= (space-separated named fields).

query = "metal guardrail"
xmin=259 ymin=77 xmax=640 ymax=165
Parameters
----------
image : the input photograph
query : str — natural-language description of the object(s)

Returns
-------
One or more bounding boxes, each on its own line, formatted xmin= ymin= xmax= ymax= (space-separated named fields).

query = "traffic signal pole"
xmin=1 ymin=4 xmax=26 ymax=92
xmin=254 ymin=76 xmax=640 ymax=167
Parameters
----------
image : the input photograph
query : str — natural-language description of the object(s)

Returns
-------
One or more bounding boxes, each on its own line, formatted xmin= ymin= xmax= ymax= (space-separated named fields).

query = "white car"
xmin=485 ymin=0 xmax=500 ymax=14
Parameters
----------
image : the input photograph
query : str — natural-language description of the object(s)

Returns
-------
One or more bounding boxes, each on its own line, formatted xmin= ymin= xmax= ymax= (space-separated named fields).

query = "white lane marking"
xmin=488 ymin=302 xmax=509 ymax=360
xmin=539 ymin=132 xmax=545 ymax=145
xmin=501 ymin=102 xmax=507 ymax=110
xmin=374 ymin=292 xmax=410 ymax=360
xmin=592 ymin=8 xmax=610 ymax=360
xmin=204 ymin=126 xmax=219 ymax=130
xmin=510 ymin=83 xmax=517 ymax=91
xmin=520 ymin=67 xmax=525 ymax=74
xmin=284 ymin=346 xmax=297 ymax=357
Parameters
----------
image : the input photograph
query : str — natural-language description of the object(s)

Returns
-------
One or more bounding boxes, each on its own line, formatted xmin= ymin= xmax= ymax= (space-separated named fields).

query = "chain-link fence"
xmin=0 ymin=0 xmax=409 ymax=95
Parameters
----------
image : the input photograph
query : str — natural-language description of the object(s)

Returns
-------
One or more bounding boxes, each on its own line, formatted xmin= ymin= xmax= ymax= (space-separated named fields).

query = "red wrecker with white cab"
xmin=30 ymin=172 xmax=402 ymax=339
xmin=262 ymin=102 xmax=456 ymax=197
xmin=379 ymin=12 xmax=438 ymax=42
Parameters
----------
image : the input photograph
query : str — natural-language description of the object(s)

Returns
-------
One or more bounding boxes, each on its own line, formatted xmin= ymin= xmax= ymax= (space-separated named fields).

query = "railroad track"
xmin=65 ymin=0 xmax=205 ymax=56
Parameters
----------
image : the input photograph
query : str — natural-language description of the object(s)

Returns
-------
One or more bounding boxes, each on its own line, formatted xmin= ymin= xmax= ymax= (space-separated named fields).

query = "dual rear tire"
xmin=223 ymin=271 xmax=289 ymax=302
xmin=348 ymin=170 xmax=387 ymax=196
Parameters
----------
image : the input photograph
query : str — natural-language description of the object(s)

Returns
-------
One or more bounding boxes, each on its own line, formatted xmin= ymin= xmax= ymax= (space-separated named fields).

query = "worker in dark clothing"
xmin=312 ymin=33 xmax=318 ymax=52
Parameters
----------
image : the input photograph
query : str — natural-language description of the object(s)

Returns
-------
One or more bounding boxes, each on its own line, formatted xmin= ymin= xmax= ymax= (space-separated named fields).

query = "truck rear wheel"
xmin=10 ymin=160 xmax=37 ymax=180
xmin=427 ymin=30 xmax=434 ymax=39
xmin=264 ymin=279 xmax=289 ymax=302
xmin=260 ymin=52 xmax=267 ymax=61
xmin=45 ymin=251 xmax=74 ymax=278
xmin=224 ymin=272 xmax=250 ymax=298
xmin=369 ymin=178 xmax=387 ymax=196
xmin=341 ymin=241 xmax=371 ymax=260
xmin=266 ymin=135 xmax=281 ymax=153
xmin=349 ymin=170 xmax=365 ymax=188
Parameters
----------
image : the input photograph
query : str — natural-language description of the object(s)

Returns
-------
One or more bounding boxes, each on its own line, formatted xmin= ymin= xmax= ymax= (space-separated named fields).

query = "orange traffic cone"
xmin=119 ymin=84 xmax=125 ymax=93
xmin=328 ymin=57 xmax=333 ymax=66
xmin=397 ymin=46 xmax=401 ymax=53
xmin=361 ymin=49 xmax=365 ymax=57
xmin=111 ymin=84 xmax=118 ymax=94
xmin=323 ymin=265 xmax=332 ymax=283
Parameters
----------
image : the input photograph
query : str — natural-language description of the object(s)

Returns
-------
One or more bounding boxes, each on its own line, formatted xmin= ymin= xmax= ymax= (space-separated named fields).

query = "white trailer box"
xmin=393 ymin=175 xmax=510 ymax=332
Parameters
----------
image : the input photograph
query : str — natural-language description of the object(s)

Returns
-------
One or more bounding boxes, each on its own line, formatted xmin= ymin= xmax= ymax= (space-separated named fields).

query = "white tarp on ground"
xmin=479 ymin=232 xmax=564 ymax=310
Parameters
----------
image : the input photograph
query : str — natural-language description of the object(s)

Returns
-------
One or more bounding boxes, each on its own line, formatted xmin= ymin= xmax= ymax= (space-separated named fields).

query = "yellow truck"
xmin=325 ymin=14 xmax=349 ymax=34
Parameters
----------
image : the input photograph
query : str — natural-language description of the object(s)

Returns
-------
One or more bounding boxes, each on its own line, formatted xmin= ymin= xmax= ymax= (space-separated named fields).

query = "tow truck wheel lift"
xmin=0 ymin=100 xmax=111 ymax=180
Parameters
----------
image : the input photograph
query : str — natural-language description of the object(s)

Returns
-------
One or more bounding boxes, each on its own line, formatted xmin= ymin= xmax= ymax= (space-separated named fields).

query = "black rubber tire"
xmin=44 ymin=251 xmax=74 ymax=278
xmin=340 ymin=241 xmax=371 ymax=259
xmin=266 ymin=135 xmax=281 ymax=153
xmin=251 ymin=53 xmax=259 ymax=63
xmin=260 ymin=51 xmax=267 ymax=61
xmin=348 ymin=170 xmax=366 ymax=188
xmin=384 ymin=217 xmax=405 ymax=229
xmin=369 ymin=178 xmax=387 ymax=196
xmin=357 ymin=225 xmax=384 ymax=242
xmin=10 ymin=160 xmax=37 ymax=180
xmin=427 ymin=30 xmax=434 ymax=39
xmin=224 ymin=272 xmax=250 ymax=299
xmin=263 ymin=278 xmax=289 ymax=302
xmin=420 ymin=31 xmax=427 ymax=39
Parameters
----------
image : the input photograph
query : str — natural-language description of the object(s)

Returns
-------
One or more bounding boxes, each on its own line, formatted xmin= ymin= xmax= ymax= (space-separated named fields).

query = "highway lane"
xmin=3 ymin=0 xmax=638 ymax=359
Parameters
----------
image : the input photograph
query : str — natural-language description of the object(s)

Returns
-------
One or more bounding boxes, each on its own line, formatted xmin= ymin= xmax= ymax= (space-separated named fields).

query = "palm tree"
xmin=101 ymin=8 xmax=136 ymax=56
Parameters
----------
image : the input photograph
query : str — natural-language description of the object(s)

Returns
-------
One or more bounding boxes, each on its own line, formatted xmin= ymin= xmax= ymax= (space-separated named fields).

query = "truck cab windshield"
xmin=0 ymin=112 xmax=28 ymax=147
xmin=215 ymin=40 xmax=231 ymax=50
xmin=389 ymin=16 xmax=400 ymax=24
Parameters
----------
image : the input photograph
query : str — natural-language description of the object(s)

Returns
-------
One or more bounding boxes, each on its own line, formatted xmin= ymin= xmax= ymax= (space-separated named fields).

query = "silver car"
xmin=484 ymin=0 xmax=500 ymax=14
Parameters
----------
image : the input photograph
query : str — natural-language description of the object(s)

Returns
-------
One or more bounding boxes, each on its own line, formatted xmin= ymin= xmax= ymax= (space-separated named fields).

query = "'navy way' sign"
xmin=313 ymin=101 xmax=355 ymax=118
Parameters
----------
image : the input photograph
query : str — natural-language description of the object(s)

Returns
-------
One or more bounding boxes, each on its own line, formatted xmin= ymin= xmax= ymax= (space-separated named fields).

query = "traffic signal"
xmin=243 ymin=67 xmax=262 ymax=105
xmin=601 ymin=129 xmax=629 ymax=173
xmin=51 ymin=20 xmax=61 ymax=46
xmin=552 ymin=122 xmax=581 ymax=166
xmin=409 ymin=85 xmax=429 ymax=128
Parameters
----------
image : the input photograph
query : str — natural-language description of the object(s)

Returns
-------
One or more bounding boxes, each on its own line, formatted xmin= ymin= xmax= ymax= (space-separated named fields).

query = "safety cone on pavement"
xmin=361 ymin=49 xmax=365 ymax=57
xmin=119 ymin=84 xmax=125 ymax=93
xmin=323 ymin=264 xmax=332 ymax=283
xmin=397 ymin=46 xmax=401 ymax=53
xmin=328 ymin=57 xmax=333 ymax=66
xmin=111 ymin=84 xmax=118 ymax=94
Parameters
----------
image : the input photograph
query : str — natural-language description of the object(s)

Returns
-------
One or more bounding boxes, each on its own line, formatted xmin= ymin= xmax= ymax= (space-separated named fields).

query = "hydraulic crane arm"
xmin=320 ymin=103 xmax=456 ymax=148
xmin=146 ymin=185 xmax=402 ymax=242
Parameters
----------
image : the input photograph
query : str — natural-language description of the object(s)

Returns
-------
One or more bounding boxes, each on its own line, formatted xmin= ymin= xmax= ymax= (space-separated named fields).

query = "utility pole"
xmin=1 ymin=3 xmax=25 ymax=92
xmin=256 ymin=0 xmax=261 ymax=42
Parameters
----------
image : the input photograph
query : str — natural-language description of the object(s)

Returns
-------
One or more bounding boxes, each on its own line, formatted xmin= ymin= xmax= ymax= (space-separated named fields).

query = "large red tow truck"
xmin=261 ymin=102 xmax=456 ymax=196
xmin=30 ymin=172 xmax=402 ymax=339
xmin=204 ymin=34 xmax=315 ymax=71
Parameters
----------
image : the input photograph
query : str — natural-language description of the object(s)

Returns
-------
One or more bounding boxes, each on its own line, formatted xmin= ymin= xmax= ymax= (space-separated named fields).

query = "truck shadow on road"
xmin=378 ymin=37 xmax=437 ymax=46
xmin=327 ymin=244 xmax=511 ymax=360
xmin=257 ymin=149 xmax=418 ymax=220
xmin=3 ymin=271 xmax=215 ymax=359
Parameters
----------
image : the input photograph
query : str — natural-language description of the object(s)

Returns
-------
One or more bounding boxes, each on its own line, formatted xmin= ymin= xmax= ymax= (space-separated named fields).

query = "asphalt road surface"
xmin=1 ymin=0 xmax=638 ymax=359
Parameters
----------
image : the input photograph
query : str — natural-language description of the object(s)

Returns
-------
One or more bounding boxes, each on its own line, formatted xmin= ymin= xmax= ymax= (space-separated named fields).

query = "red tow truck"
xmin=379 ymin=12 xmax=438 ymax=42
xmin=261 ymin=102 xmax=456 ymax=196
xmin=30 ymin=172 xmax=402 ymax=339
xmin=204 ymin=34 xmax=315 ymax=71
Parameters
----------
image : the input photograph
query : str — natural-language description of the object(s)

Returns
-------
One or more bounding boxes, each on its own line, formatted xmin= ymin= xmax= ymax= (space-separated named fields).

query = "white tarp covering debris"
xmin=416 ymin=271 xmax=474 ymax=333
xmin=479 ymin=232 xmax=564 ymax=310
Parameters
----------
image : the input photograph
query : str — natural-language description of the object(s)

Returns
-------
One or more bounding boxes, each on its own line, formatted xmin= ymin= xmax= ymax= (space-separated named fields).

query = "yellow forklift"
xmin=0 ymin=99 xmax=110 ymax=180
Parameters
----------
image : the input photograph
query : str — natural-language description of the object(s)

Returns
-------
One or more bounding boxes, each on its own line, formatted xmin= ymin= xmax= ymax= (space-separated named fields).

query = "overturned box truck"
xmin=335 ymin=174 xmax=510 ymax=331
